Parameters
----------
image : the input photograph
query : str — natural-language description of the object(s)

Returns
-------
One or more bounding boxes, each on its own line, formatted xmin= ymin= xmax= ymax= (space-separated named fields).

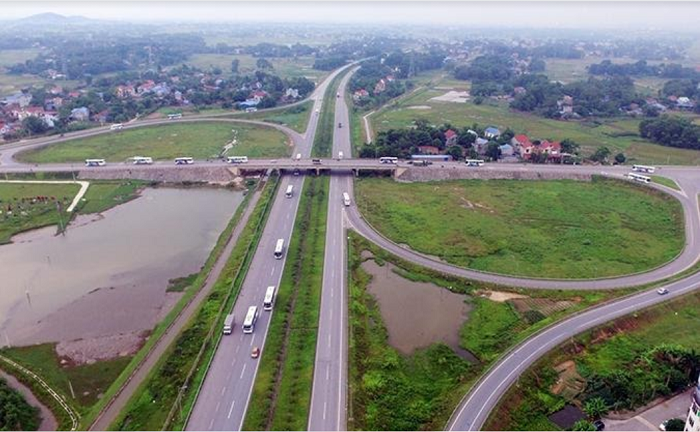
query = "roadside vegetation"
xmin=0 ymin=376 xmax=41 ymax=431
xmin=112 ymin=177 xmax=278 ymax=431
xmin=312 ymin=71 xmax=346 ymax=157
xmin=244 ymin=176 xmax=328 ymax=430
xmin=16 ymin=122 xmax=290 ymax=163
xmin=651 ymin=175 xmax=681 ymax=191
xmin=347 ymin=232 xmax=631 ymax=430
xmin=0 ymin=179 xmax=143 ymax=244
xmin=355 ymin=177 xmax=684 ymax=279
xmin=485 ymin=291 xmax=700 ymax=431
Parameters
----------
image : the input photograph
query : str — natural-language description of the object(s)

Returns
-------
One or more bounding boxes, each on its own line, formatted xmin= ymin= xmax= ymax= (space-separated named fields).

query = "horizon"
xmin=1 ymin=2 xmax=700 ymax=32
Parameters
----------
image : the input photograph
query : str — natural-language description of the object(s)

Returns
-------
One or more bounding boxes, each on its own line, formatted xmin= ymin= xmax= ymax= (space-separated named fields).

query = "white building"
xmin=686 ymin=375 xmax=700 ymax=431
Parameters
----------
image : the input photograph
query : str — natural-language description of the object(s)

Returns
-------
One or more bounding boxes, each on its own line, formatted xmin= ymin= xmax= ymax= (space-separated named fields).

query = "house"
xmin=444 ymin=129 xmax=458 ymax=146
xmin=473 ymin=137 xmax=489 ymax=155
xmin=137 ymin=80 xmax=156 ymax=95
xmin=92 ymin=110 xmax=109 ymax=123
xmin=539 ymin=140 xmax=562 ymax=159
xmin=4 ymin=92 xmax=32 ymax=108
xmin=417 ymin=145 xmax=440 ymax=155
xmin=250 ymin=90 xmax=267 ymax=102
xmin=285 ymin=88 xmax=300 ymax=99
xmin=499 ymin=144 xmax=514 ymax=156
xmin=558 ymin=95 xmax=574 ymax=115
xmin=512 ymin=134 xmax=534 ymax=158
xmin=70 ymin=107 xmax=90 ymax=121
xmin=152 ymin=83 xmax=170 ymax=97
xmin=49 ymin=85 xmax=63 ymax=95
xmin=115 ymin=85 xmax=136 ymax=99
xmin=484 ymin=127 xmax=501 ymax=139
xmin=677 ymin=97 xmax=694 ymax=109
xmin=67 ymin=91 xmax=81 ymax=99
xmin=20 ymin=106 xmax=45 ymax=120
xmin=374 ymin=79 xmax=386 ymax=94
xmin=44 ymin=97 xmax=63 ymax=111
xmin=353 ymin=89 xmax=369 ymax=101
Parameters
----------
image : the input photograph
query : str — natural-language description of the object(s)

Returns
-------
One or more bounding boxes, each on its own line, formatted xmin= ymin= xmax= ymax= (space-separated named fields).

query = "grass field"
xmin=237 ymin=100 xmax=313 ymax=134
xmin=369 ymin=76 xmax=700 ymax=165
xmin=355 ymin=177 xmax=684 ymax=279
xmin=185 ymin=54 xmax=327 ymax=82
xmin=0 ymin=343 xmax=131 ymax=409
xmin=16 ymin=122 xmax=291 ymax=163
xmin=486 ymin=290 xmax=700 ymax=431
xmin=244 ymin=176 xmax=328 ymax=430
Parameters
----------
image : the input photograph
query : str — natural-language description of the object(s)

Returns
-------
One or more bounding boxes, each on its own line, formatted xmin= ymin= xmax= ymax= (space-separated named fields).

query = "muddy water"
xmin=362 ymin=259 xmax=476 ymax=360
xmin=0 ymin=187 xmax=243 ymax=347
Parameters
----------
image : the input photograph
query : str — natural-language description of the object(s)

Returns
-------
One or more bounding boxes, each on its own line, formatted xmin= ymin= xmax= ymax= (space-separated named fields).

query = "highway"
xmin=185 ymin=63 xmax=352 ymax=431
xmin=308 ymin=68 xmax=356 ymax=431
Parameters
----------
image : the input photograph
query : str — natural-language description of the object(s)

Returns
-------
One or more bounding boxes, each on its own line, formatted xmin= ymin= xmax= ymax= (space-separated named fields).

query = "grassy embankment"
xmin=346 ymin=232 xmax=634 ymax=431
xmin=370 ymin=74 xmax=700 ymax=165
xmin=111 ymin=177 xmax=278 ymax=431
xmin=235 ymin=100 xmax=313 ymax=134
xmin=244 ymin=176 xmax=328 ymax=430
xmin=0 ymin=179 xmax=143 ymax=244
xmin=16 ymin=122 xmax=290 ymax=163
xmin=651 ymin=175 xmax=681 ymax=191
xmin=485 ymin=291 xmax=700 ymax=431
xmin=355 ymin=177 xmax=684 ymax=279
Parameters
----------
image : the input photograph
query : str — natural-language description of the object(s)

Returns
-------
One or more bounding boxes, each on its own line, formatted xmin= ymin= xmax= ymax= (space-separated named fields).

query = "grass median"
xmin=312 ymin=71 xmax=347 ymax=158
xmin=244 ymin=175 xmax=328 ymax=430
xmin=355 ymin=176 xmax=684 ymax=279
xmin=110 ymin=176 xmax=278 ymax=431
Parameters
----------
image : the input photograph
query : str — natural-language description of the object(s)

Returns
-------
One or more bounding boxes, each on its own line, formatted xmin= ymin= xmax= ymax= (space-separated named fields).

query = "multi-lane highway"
xmin=308 ymin=68 xmax=357 ymax=431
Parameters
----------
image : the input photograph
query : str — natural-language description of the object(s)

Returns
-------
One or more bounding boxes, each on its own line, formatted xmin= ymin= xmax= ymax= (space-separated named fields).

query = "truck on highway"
xmin=343 ymin=192 xmax=351 ymax=206
xmin=338 ymin=122 xmax=342 ymax=128
xmin=312 ymin=158 xmax=322 ymax=164
xmin=223 ymin=313 xmax=235 ymax=335
xmin=274 ymin=238 xmax=285 ymax=259
xmin=285 ymin=184 xmax=294 ymax=198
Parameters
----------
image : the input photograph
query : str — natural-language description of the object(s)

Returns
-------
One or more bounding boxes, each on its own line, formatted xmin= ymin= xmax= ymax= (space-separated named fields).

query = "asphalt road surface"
xmin=308 ymin=67 xmax=357 ymax=431
xmin=185 ymin=63 xmax=352 ymax=430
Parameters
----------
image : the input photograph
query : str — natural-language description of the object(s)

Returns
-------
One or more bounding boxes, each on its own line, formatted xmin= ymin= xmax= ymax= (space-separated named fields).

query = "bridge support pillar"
xmin=228 ymin=167 xmax=240 ymax=176
xmin=393 ymin=167 xmax=407 ymax=179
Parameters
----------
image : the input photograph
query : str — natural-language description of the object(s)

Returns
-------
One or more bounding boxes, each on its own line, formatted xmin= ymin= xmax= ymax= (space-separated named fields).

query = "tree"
xmin=590 ymin=146 xmax=611 ymax=163
xmin=445 ymin=145 xmax=464 ymax=161
xmin=573 ymin=420 xmax=596 ymax=431
xmin=614 ymin=153 xmax=627 ymax=164
xmin=256 ymin=58 xmax=273 ymax=70
xmin=583 ymin=397 xmax=609 ymax=419
xmin=485 ymin=142 xmax=502 ymax=161
xmin=663 ymin=418 xmax=686 ymax=431
xmin=22 ymin=116 xmax=49 ymax=135
xmin=560 ymin=138 xmax=580 ymax=155
xmin=231 ymin=59 xmax=240 ymax=74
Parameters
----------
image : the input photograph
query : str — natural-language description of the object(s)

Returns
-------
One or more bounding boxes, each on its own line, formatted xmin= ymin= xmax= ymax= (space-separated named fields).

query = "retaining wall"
xmin=396 ymin=167 xmax=594 ymax=182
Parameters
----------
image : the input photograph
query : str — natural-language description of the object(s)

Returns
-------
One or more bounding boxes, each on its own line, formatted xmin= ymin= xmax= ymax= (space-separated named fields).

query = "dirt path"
xmin=89 ymin=187 xmax=263 ymax=431
xmin=0 ymin=369 xmax=58 ymax=431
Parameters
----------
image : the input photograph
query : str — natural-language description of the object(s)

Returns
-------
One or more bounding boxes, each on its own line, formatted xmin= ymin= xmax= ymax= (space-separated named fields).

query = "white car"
xmin=657 ymin=287 xmax=669 ymax=295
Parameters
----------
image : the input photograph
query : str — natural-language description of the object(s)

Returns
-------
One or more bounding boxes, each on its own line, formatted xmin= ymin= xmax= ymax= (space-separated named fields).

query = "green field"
xmin=370 ymin=76 xmax=700 ymax=165
xmin=17 ymin=122 xmax=291 ymax=163
xmin=355 ymin=177 xmax=684 ymax=279
xmin=486 ymin=291 xmax=700 ymax=431
xmin=185 ymin=54 xmax=327 ymax=82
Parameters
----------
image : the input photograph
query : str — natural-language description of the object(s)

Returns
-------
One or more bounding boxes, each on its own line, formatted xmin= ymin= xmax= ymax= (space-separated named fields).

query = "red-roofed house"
xmin=18 ymin=106 xmax=45 ymax=120
xmin=115 ymin=84 xmax=136 ymax=99
xmin=445 ymin=129 xmax=458 ymax=146
xmin=67 ymin=91 xmax=81 ymax=99
xmin=138 ymin=80 xmax=156 ymax=95
xmin=512 ymin=134 xmax=534 ymax=158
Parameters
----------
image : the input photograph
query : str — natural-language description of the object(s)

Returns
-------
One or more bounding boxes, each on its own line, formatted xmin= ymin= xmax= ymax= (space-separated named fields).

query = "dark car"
xmin=594 ymin=420 xmax=605 ymax=431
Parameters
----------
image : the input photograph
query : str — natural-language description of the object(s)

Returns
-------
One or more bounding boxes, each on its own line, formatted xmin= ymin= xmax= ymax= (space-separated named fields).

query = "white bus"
xmin=285 ymin=185 xmax=294 ymax=198
xmin=85 ymin=159 xmax=106 ymax=167
xmin=132 ymin=156 xmax=153 ymax=165
xmin=342 ymin=192 xmax=351 ymax=206
xmin=632 ymin=164 xmax=656 ymax=173
xmin=167 ymin=113 xmax=183 ymax=120
xmin=227 ymin=156 xmax=249 ymax=164
xmin=263 ymin=286 xmax=276 ymax=311
xmin=465 ymin=159 xmax=485 ymax=167
xmin=109 ymin=123 xmax=123 ymax=131
xmin=627 ymin=172 xmax=651 ymax=183
xmin=242 ymin=306 xmax=258 ymax=334
xmin=174 ymin=157 xmax=194 ymax=165
xmin=379 ymin=156 xmax=398 ymax=164
xmin=274 ymin=238 xmax=285 ymax=260
xmin=223 ymin=313 xmax=234 ymax=335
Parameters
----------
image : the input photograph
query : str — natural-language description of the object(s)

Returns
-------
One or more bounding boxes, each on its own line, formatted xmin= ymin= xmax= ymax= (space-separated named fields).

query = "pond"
xmin=0 ymin=187 xmax=243 ymax=347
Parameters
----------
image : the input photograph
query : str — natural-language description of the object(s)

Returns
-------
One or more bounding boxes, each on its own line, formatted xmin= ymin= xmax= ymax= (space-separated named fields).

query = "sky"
xmin=1 ymin=1 xmax=700 ymax=31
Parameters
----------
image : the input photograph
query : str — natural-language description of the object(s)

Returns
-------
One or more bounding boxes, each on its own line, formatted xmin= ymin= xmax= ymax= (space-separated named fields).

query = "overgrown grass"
xmin=0 ymin=375 xmax=41 ymax=431
xmin=239 ymin=100 xmax=313 ymax=134
xmin=346 ymin=232 xmax=632 ymax=430
xmin=0 ymin=343 xmax=132 ymax=409
xmin=166 ymin=273 xmax=199 ymax=293
xmin=244 ymin=176 xmax=328 ymax=430
xmin=16 ymin=122 xmax=290 ymax=163
xmin=355 ymin=177 xmax=684 ymax=279
xmin=485 ymin=290 xmax=700 ymax=431
xmin=112 ymin=176 xmax=278 ymax=431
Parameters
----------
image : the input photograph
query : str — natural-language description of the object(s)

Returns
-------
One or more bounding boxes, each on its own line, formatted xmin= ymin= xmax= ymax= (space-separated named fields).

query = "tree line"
xmin=588 ymin=59 xmax=700 ymax=80
xmin=639 ymin=115 xmax=700 ymax=150
xmin=0 ymin=377 xmax=40 ymax=431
